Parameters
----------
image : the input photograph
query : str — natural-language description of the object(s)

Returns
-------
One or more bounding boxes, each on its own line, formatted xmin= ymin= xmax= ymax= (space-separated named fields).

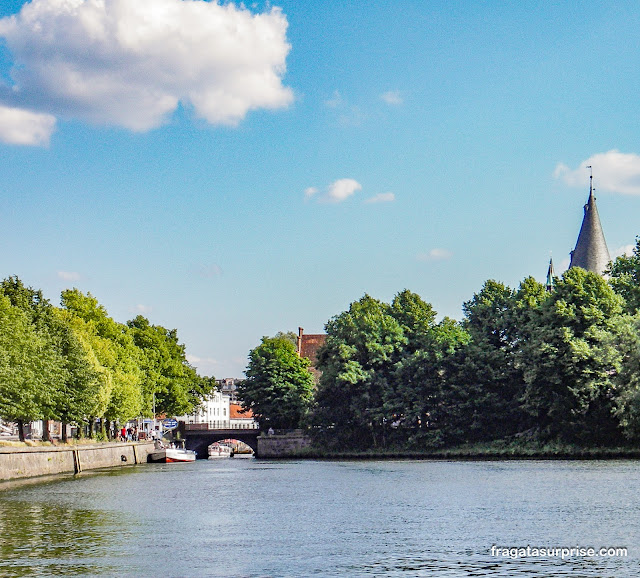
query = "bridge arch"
xmin=180 ymin=427 xmax=260 ymax=459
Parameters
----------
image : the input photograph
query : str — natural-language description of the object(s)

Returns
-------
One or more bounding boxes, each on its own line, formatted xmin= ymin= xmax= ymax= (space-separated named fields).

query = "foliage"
xmin=607 ymin=237 xmax=640 ymax=314
xmin=127 ymin=315 xmax=214 ymax=417
xmin=520 ymin=267 xmax=624 ymax=443
xmin=313 ymin=294 xmax=406 ymax=448
xmin=0 ymin=295 xmax=62 ymax=430
xmin=239 ymin=335 xmax=315 ymax=429
xmin=0 ymin=276 xmax=213 ymax=439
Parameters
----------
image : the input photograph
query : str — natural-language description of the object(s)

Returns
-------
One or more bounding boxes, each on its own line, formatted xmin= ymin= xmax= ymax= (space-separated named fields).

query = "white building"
xmin=176 ymin=391 xmax=258 ymax=430
xmin=178 ymin=390 xmax=231 ymax=429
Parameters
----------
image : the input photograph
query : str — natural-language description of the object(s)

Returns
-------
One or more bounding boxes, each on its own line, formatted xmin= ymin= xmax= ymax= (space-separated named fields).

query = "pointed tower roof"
xmin=546 ymin=257 xmax=555 ymax=292
xmin=569 ymin=170 xmax=610 ymax=275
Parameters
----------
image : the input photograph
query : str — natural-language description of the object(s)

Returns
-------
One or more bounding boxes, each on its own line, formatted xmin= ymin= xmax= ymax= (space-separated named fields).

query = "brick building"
xmin=296 ymin=327 xmax=326 ymax=382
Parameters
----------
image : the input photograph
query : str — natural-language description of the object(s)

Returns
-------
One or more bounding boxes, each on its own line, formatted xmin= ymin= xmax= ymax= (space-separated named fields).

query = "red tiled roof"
xmin=230 ymin=403 xmax=253 ymax=419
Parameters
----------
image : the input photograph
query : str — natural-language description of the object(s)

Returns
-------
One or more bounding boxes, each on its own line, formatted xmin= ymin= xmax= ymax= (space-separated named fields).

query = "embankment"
xmin=0 ymin=441 xmax=156 ymax=482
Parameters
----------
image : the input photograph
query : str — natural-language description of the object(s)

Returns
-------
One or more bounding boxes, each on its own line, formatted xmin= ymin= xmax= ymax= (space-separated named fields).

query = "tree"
xmin=313 ymin=295 xmax=406 ymax=449
xmin=392 ymin=316 xmax=470 ymax=447
xmin=607 ymin=237 xmax=640 ymax=313
xmin=61 ymin=289 xmax=143 ymax=432
xmin=127 ymin=315 xmax=213 ymax=417
xmin=0 ymin=295 xmax=63 ymax=441
xmin=520 ymin=267 xmax=624 ymax=443
xmin=239 ymin=334 xmax=315 ymax=430
xmin=45 ymin=309 xmax=100 ymax=440
xmin=451 ymin=279 xmax=531 ymax=441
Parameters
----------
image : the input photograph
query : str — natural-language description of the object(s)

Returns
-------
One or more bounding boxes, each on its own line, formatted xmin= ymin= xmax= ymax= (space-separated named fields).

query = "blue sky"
xmin=2 ymin=0 xmax=640 ymax=378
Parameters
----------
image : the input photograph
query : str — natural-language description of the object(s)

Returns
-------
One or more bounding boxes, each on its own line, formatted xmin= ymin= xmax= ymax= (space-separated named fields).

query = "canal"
xmin=1 ymin=459 xmax=639 ymax=576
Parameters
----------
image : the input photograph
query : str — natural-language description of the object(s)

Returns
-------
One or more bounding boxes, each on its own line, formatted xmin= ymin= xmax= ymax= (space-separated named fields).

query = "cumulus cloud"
xmin=327 ymin=178 xmax=362 ymax=202
xmin=554 ymin=150 xmax=640 ymax=195
xmin=417 ymin=249 xmax=453 ymax=262
xmin=305 ymin=179 xmax=362 ymax=203
xmin=57 ymin=271 xmax=81 ymax=282
xmin=612 ymin=244 xmax=635 ymax=259
xmin=380 ymin=90 xmax=403 ymax=105
xmin=0 ymin=104 xmax=56 ymax=146
xmin=364 ymin=192 xmax=395 ymax=204
xmin=130 ymin=304 xmax=153 ymax=314
xmin=0 ymin=0 xmax=293 ymax=135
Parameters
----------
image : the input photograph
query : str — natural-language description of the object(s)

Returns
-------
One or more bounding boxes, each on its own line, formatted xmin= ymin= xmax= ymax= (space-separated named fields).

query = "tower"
xmin=546 ymin=257 xmax=555 ymax=292
xmin=569 ymin=168 xmax=610 ymax=275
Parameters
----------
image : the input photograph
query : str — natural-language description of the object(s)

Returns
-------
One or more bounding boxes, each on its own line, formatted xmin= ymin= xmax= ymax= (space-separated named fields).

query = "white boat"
xmin=208 ymin=443 xmax=233 ymax=459
xmin=149 ymin=441 xmax=196 ymax=463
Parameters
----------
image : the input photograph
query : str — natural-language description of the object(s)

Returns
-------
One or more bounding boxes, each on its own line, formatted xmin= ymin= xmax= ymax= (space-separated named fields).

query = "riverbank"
xmin=0 ymin=441 xmax=156 ymax=482
xmin=266 ymin=439 xmax=640 ymax=460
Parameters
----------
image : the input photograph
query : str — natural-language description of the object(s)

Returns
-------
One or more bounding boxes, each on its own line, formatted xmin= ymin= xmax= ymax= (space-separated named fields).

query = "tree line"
xmin=0 ymin=276 xmax=214 ymax=441
xmin=241 ymin=239 xmax=640 ymax=450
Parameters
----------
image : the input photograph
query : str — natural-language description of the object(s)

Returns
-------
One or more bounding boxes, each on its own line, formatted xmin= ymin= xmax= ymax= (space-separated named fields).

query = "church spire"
xmin=546 ymin=256 xmax=555 ymax=292
xmin=569 ymin=167 xmax=610 ymax=275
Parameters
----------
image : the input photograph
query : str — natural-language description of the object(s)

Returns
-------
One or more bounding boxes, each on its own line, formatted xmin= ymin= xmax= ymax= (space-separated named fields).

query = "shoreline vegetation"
xmin=242 ymin=246 xmax=640 ymax=456
xmin=286 ymin=441 xmax=640 ymax=460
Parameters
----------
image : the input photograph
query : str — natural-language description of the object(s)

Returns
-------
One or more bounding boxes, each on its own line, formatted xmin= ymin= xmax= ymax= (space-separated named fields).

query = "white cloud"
xmin=417 ymin=248 xmax=453 ymax=262
xmin=186 ymin=354 xmax=219 ymax=376
xmin=365 ymin=192 xmax=395 ymax=204
xmin=305 ymin=179 xmax=362 ymax=203
xmin=0 ymin=0 xmax=293 ymax=133
xmin=325 ymin=178 xmax=362 ymax=203
xmin=57 ymin=271 xmax=81 ymax=282
xmin=612 ymin=244 xmax=635 ymax=259
xmin=554 ymin=150 xmax=640 ymax=195
xmin=130 ymin=304 xmax=153 ymax=315
xmin=0 ymin=104 xmax=56 ymax=146
xmin=380 ymin=90 xmax=403 ymax=105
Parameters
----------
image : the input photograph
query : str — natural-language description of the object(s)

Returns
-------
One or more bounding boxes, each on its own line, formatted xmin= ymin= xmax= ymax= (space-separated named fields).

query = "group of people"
xmin=119 ymin=426 xmax=140 ymax=442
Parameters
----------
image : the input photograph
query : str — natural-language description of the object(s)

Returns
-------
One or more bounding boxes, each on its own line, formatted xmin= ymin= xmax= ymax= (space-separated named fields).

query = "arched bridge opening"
xmin=178 ymin=423 xmax=260 ymax=459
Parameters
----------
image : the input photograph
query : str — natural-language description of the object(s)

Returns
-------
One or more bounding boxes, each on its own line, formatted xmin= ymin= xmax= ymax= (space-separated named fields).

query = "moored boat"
xmin=149 ymin=441 xmax=196 ymax=463
xmin=208 ymin=443 xmax=233 ymax=459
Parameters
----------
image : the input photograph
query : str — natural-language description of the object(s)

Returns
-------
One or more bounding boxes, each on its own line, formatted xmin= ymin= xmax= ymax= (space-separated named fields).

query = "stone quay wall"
xmin=0 ymin=442 xmax=156 ymax=482
xmin=256 ymin=430 xmax=312 ymax=458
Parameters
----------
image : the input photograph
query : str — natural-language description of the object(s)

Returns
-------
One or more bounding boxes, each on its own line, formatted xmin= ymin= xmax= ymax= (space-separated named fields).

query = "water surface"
xmin=1 ymin=459 xmax=638 ymax=576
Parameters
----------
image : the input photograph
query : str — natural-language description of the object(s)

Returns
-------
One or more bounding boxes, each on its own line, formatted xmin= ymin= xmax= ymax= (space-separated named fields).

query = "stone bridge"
xmin=179 ymin=423 xmax=261 ymax=459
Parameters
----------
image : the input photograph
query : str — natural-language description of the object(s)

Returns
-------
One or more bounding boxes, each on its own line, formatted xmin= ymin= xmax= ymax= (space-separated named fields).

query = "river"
xmin=0 ymin=459 xmax=639 ymax=577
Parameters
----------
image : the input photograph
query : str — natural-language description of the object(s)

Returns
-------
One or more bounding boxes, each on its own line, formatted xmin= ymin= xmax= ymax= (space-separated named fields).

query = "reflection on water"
xmin=0 ymin=491 xmax=123 ymax=576
xmin=0 ymin=460 xmax=639 ymax=577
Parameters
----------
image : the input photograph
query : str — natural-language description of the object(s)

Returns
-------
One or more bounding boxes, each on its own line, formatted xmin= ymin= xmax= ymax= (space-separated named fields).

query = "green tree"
xmin=520 ymin=267 xmax=624 ymax=443
xmin=239 ymin=334 xmax=315 ymax=430
xmin=392 ymin=316 xmax=470 ymax=447
xmin=46 ymin=309 xmax=100 ymax=440
xmin=607 ymin=237 xmax=640 ymax=313
xmin=453 ymin=279 xmax=530 ymax=441
xmin=313 ymin=295 xmax=406 ymax=449
xmin=61 ymin=289 xmax=143 ymax=432
xmin=127 ymin=315 xmax=213 ymax=417
xmin=0 ymin=295 xmax=63 ymax=441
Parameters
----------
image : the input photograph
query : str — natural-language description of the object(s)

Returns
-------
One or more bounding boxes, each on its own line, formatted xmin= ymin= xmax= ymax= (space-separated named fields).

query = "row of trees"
xmin=241 ymin=239 xmax=640 ymax=450
xmin=0 ymin=276 xmax=214 ymax=441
